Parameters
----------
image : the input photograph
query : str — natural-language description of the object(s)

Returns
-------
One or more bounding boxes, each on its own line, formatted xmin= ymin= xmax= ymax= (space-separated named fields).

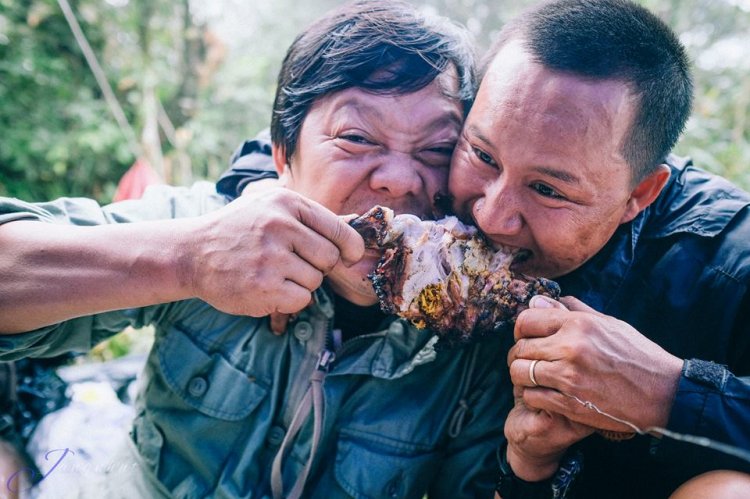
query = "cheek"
xmin=533 ymin=212 xmax=617 ymax=270
xmin=424 ymin=168 xmax=450 ymax=197
xmin=448 ymin=154 xmax=483 ymax=207
xmin=297 ymin=160 xmax=373 ymax=209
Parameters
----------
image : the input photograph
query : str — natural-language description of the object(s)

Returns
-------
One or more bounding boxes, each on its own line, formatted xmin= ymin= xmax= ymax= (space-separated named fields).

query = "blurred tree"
xmin=0 ymin=0 xmax=748 ymax=205
xmin=0 ymin=0 xmax=215 ymax=202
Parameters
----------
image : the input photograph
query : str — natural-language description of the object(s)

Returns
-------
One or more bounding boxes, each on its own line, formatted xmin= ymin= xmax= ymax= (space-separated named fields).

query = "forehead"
xmin=303 ymin=68 xmax=465 ymax=135
xmin=476 ymin=40 xmax=636 ymax=165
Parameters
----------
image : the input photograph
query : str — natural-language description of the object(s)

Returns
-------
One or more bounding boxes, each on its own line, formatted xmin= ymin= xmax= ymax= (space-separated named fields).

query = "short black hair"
xmin=483 ymin=0 xmax=693 ymax=183
xmin=271 ymin=0 xmax=476 ymax=165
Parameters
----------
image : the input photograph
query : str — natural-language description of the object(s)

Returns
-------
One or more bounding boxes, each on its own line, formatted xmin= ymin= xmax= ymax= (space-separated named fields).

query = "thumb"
xmin=270 ymin=312 xmax=291 ymax=335
xmin=530 ymin=295 xmax=569 ymax=310
xmin=339 ymin=213 xmax=359 ymax=224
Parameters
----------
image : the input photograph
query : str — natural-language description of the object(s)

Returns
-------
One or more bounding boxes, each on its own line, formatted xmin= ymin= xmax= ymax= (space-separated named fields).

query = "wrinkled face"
xmin=279 ymin=69 xmax=464 ymax=304
xmin=449 ymin=40 xmax=641 ymax=279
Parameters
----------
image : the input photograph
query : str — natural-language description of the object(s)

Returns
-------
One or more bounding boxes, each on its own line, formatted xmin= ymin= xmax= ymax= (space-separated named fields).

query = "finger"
xmin=519 ymin=386 xmax=557 ymax=412
xmin=270 ymin=312 xmax=290 ymax=335
xmin=275 ymin=281 xmax=313 ymax=314
xmin=283 ymin=257 xmax=325 ymax=291
xmin=514 ymin=308 xmax=569 ymax=342
xmin=508 ymin=336 xmax=561 ymax=366
xmin=510 ymin=358 xmax=555 ymax=389
xmin=294 ymin=200 xmax=365 ymax=267
xmin=523 ymin=387 xmax=636 ymax=434
xmin=529 ymin=295 xmax=569 ymax=310
xmin=290 ymin=227 xmax=342 ymax=275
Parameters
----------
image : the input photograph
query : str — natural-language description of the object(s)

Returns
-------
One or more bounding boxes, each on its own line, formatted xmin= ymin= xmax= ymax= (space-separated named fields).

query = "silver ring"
xmin=529 ymin=359 xmax=539 ymax=387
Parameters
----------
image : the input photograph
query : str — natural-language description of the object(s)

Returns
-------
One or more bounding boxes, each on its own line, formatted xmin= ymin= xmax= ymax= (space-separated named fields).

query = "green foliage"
xmin=0 ymin=0 xmax=748 ymax=205
xmin=87 ymin=325 xmax=155 ymax=362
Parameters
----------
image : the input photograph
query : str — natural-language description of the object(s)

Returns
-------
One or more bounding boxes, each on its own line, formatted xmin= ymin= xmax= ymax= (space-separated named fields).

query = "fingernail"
xmin=531 ymin=295 xmax=554 ymax=308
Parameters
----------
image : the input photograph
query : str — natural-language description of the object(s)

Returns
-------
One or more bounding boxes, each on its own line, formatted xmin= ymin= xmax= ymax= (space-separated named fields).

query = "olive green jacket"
xmin=0 ymin=184 xmax=513 ymax=498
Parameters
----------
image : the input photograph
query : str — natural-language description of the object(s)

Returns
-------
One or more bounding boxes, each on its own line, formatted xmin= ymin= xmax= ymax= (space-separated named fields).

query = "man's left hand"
xmin=508 ymin=296 xmax=684 ymax=433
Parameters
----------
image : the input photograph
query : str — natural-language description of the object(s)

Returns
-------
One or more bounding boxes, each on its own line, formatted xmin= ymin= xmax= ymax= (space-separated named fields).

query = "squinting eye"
xmin=427 ymin=147 xmax=454 ymax=156
xmin=532 ymin=183 xmax=565 ymax=200
xmin=472 ymin=147 xmax=496 ymax=167
xmin=340 ymin=134 xmax=373 ymax=145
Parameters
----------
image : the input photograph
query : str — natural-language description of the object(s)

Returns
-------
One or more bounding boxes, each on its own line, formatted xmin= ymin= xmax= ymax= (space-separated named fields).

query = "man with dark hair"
xmin=220 ymin=1 xmax=750 ymax=497
xmin=0 ymin=2 xmax=513 ymax=498
xmin=455 ymin=0 xmax=750 ymax=497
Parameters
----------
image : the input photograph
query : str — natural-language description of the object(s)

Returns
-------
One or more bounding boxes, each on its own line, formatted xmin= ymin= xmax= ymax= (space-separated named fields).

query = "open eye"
xmin=531 ymin=182 xmax=565 ymax=200
xmin=472 ymin=147 xmax=497 ymax=167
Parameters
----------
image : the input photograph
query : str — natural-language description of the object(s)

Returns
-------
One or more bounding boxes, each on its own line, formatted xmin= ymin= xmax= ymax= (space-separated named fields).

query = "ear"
xmin=271 ymin=143 xmax=290 ymax=177
xmin=619 ymin=164 xmax=671 ymax=224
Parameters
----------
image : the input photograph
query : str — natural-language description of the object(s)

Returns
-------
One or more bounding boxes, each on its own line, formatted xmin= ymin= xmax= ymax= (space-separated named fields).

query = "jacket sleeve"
xmin=0 ymin=182 xmax=228 ymax=360
xmin=655 ymin=362 xmax=750 ymax=472
xmin=216 ymin=128 xmax=277 ymax=200
xmin=655 ymin=291 xmax=750 ymax=474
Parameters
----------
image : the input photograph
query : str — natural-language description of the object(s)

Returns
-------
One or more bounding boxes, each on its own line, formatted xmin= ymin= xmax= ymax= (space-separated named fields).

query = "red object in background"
xmin=113 ymin=159 xmax=163 ymax=202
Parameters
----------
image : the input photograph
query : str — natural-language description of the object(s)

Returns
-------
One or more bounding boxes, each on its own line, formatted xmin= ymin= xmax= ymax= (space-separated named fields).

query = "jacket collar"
xmin=558 ymin=155 xmax=750 ymax=312
xmin=309 ymin=286 xmax=438 ymax=380
xmin=640 ymin=155 xmax=750 ymax=240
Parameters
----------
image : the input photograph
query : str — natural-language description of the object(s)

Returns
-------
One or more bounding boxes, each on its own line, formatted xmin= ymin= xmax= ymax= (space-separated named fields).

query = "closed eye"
xmin=425 ymin=146 xmax=455 ymax=156
xmin=472 ymin=146 xmax=497 ymax=167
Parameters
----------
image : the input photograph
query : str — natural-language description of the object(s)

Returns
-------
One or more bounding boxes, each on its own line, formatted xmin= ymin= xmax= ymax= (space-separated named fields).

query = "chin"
xmin=510 ymin=258 xmax=555 ymax=279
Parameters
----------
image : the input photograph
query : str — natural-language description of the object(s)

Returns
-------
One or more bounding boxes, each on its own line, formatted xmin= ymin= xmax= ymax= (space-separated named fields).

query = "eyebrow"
xmin=466 ymin=124 xmax=493 ymax=147
xmin=333 ymin=98 xmax=463 ymax=136
xmin=531 ymin=166 xmax=581 ymax=185
xmin=423 ymin=113 xmax=463 ymax=135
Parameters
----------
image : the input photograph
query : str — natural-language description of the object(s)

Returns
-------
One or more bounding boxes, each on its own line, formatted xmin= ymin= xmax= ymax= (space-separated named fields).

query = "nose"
xmin=473 ymin=180 xmax=524 ymax=237
xmin=368 ymin=153 xmax=423 ymax=199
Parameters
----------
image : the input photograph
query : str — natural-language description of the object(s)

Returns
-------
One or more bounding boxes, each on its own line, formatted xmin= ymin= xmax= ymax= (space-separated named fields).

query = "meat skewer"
xmin=349 ymin=206 xmax=561 ymax=348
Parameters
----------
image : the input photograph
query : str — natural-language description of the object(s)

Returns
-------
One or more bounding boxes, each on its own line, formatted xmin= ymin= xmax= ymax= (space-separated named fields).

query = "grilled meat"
xmin=349 ymin=206 xmax=561 ymax=347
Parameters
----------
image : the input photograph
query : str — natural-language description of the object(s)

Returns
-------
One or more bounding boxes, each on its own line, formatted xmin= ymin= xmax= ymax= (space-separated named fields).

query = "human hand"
xmin=508 ymin=296 xmax=683 ymax=433
xmin=244 ymin=178 xmax=305 ymax=333
xmin=184 ymin=188 xmax=365 ymax=317
xmin=505 ymin=385 xmax=594 ymax=481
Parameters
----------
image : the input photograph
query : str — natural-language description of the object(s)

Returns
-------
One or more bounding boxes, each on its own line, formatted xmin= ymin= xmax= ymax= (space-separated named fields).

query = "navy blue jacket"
xmin=218 ymin=138 xmax=750 ymax=498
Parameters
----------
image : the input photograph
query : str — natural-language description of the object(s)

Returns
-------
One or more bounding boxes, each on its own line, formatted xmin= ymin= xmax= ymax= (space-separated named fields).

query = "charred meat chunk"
xmin=349 ymin=206 xmax=561 ymax=347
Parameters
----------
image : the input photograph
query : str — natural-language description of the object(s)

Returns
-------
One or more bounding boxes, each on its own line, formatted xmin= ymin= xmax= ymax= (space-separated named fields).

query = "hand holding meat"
xmin=505 ymin=384 xmax=594 ymax=481
xmin=508 ymin=296 xmax=684 ymax=433
xmin=349 ymin=206 xmax=561 ymax=347
xmin=188 ymin=189 xmax=364 ymax=317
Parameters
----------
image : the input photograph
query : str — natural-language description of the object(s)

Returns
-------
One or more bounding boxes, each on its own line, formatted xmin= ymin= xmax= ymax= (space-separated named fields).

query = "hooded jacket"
xmin=219 ymin=138 xmax=750 ymax=498
xmin=0 ymin=183 xmax=513 ymax=498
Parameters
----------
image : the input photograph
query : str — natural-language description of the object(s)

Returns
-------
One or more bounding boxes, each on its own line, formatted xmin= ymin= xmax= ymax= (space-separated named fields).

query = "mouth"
xmin=509 ymin=249 xmax=532 ymax=272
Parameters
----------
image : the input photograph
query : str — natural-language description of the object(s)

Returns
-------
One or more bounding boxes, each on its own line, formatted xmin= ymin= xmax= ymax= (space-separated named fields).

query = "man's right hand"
xmin=185 ymin=188 xmax=365 ymax=317
xmin=504 ymin=385 xmax=593 ymax=482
